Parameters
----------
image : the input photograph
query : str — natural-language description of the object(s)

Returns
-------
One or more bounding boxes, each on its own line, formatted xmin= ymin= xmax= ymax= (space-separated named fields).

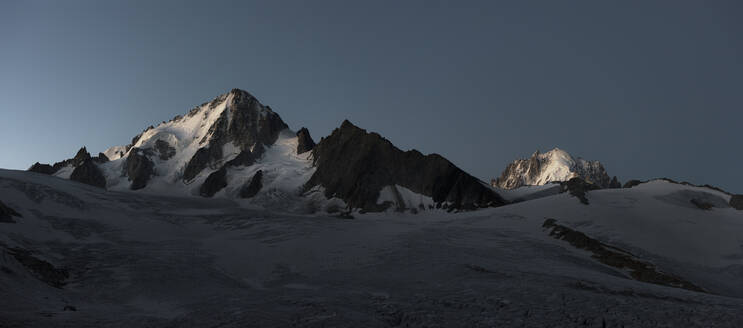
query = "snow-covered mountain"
xmin=28 ymin=88 xmax=504 ymax=213
xmin=493 ymin=148 xmax=618 ymax=189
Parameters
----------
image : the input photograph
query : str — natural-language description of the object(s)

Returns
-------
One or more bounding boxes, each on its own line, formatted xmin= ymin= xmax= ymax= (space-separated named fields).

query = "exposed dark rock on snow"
xmin=609 ymin=176 xmax=621 ymax=189
xmin=296 ymin=127 xmax=315 ymax=154
xmin=543 ymin=219 xmax=705 ymax=293
xmin=226 ymin=89 xmax=288 ymax=148
xmin=560 ymin=178 xmax=599 ymax=205
xmin=71 ymin=147 xmax=92 ymax=167
xmin=28 ymin=162 xmax=56 ymax=175
xmin=6 ymin=247 xmax=69 ymax=288
xmin=70 ymin=159 xmax=106 ymax=188
xmin=240 ymin=170 xmax=263 ymax=198
xmin=623 ymin=180 xmax=643 ymax=188
xmin=126 ymin=149 xmax=154 ymax=190
xmin=183 ymin=146 xmax=222 ymax=182
xmin=225 ymin=150 xmax=256 ymax=167
xmin=690 ymin=198 xmax=714 ymax=210
xmin=154 ymin=139 xmax=176 ymax=160
xmin=95 ymin=152 xmax=109 ymax=163
xmin=729 ymin=195 xmax=743 ymax=210
xmin=199 ymin=150 xmax=259 ymax=197
xmin=0 ymin=200 xmax=22 ymax=223
xmin=183 ymin=89 xmax=288 ymax=181
xmin=306 ymin=120 xmax=505 ymax=211
xmin=494 ymin=148 xmax=611 ymax=189
xmin=200 ymin=167 xmax=227 ymax=197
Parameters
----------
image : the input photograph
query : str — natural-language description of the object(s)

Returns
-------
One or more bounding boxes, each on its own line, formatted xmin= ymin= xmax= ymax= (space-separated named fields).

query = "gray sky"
xmin=1 ymin=1 xmax=741 ymax=192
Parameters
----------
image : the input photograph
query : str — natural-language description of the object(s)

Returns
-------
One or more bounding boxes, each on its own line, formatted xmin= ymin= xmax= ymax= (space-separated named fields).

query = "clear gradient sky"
xmin=1 ymin=1 xmax=741 ymax=192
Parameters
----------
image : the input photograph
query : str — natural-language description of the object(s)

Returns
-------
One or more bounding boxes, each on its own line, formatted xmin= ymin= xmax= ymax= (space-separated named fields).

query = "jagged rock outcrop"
xmin=71 ymin=147 xmax=92 ymax=167
xmin=126 ymin=149 xmax=154 ymax=190
xmin=560 ymin=177 xmax=600 ymax=205
xmin=200 ymin=167 xmax=227 ymax=197
xmin=183 ymin=146 xmax=222 ymax=182
xmin=70 ymin=159 xmax=106 ymax=188
xmin=95 ymin=153 xmax=109 ymax=163
xmin=494 ymin=148 xmax=611 ymax=189
xmin=28 ymin=162 xmax=56 ymax=175
xmin=0 ymin=200 xmax=22 ymax=223
xmin=199 ymin=150 xmax=258 ymax=197
xmin=609 ymin=176 xmax=621 ymax=189
xmin=29 ymin=147 xmax=106 ymax=180
xmin=730 ymin=195 xmax=743 ymax=210
xmin=240 ymin=170 xmax=263 ymax=199
xmin=306 ymin=120 xmax=506 ymax=211
xmin=296 ymin=127 xmax=315 ymax=154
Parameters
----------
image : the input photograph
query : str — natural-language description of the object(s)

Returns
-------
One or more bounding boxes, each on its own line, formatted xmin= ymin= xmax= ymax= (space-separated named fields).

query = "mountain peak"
xmin=493 ymin=148 xmax=611 ymax=189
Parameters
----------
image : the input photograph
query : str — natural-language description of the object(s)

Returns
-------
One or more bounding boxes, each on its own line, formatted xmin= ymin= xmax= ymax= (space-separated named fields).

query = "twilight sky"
xmin=1 ymin=1 xmax=741 ymax=192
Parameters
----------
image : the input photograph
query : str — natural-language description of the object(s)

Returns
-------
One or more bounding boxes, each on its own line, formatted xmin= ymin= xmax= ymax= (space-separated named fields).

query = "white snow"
xmin=377 ymin=185 xmax=435 ymax=210
xmin=0 ymin=169 xmax=742 ymax=326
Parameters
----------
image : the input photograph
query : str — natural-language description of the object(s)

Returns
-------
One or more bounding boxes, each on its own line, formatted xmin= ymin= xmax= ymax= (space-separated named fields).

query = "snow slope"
xmin=1 ymin=169 xmax=742 ymax=327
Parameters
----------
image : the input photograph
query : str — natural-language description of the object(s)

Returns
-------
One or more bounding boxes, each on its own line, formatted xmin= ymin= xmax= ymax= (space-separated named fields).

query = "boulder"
xmin=240 ymin=170 xmax=263 ymax=199
xmin=609 ymin=176 xmax=621 ymax=189
xmin=296 ymin=127 xmax=315 ymax=154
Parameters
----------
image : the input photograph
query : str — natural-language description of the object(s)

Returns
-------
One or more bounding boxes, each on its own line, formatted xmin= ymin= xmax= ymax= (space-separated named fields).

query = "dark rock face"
xmin=306 ymin=120 xmax=505 ymax=212
xmin=730 ymin=195 xmax=743 ymax=210
xmin=225 ymin=150 xmax=256 ymax=167
xmin=72 ymin=147 xmax=92 ymax=167
xmin=0 ymin=200 xmax=22 ymax=223
xmin=70 ymin=160 xmax=107 ymax=188
xmin=126 ymin=149 xmax=154 ymax=190
xmin=95 ymin=153 xmax=109 ymax=163
xmin=198 ymin=150 xmax=258 ymax=197
xmin=28 ymin=162 xmax=56 ymax=175
xmin=200 ymin=167 xmax=228 ymax=197
xmin=609 ymin=176 xmax=621 ymax=189
xmin=560 ymin=177 xmax=599 ymax=205
xmin=296 ymin=127 xmax=315 ymax=154
xmin=183 ymin=89 xmax=287 ymax=181
xmin=240 ymin=170 xmax=263 ymax=199
xmin=543 ymin=219 xmax=705 ymax=293
xmin=623 ymin=180 xmax=643 ymax=188
xmin=154 ymin=139 xmax=176 ymax=160
xmin=183 ymin=146 xmax=222 ymax=182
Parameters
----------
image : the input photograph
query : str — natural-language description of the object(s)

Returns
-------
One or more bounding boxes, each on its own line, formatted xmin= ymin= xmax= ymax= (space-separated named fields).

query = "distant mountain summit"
xmin=28 ymin=88 xmax=504 ymax=213
xmin=493 ymin=148 xmax=618 ymax=189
